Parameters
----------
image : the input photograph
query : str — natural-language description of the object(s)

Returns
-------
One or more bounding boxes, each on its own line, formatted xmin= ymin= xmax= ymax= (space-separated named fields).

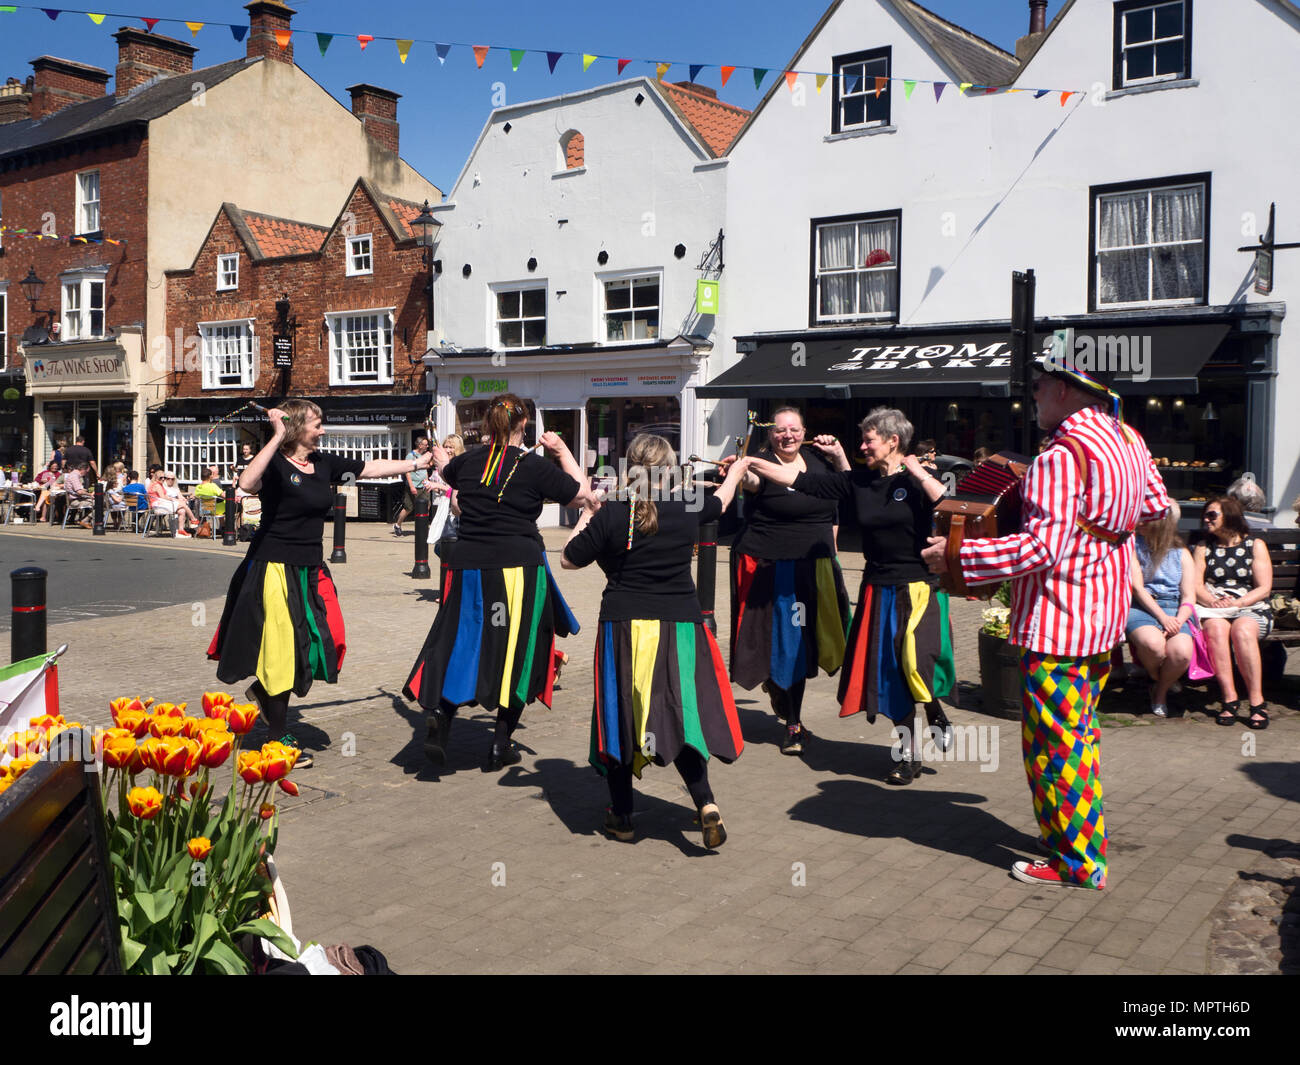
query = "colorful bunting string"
xmin=316 ymin=32 xmax=332 ymax=56
xmin=397 ymin=39 xmax=412 ymax=64
xmin=357 ymin=34 xmax=373 ymax=51
xmin=0 ymin=225 xmax=126 ymax=245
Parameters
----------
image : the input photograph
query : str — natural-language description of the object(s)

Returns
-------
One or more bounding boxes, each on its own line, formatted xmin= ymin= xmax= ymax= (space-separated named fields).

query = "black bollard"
xmin=696 ymin=519 xmax=719 ymax=636
xmin=412 ymin=490 xmax=431 ymax=579
xmin=11 ymin=567 xmax=47 ymax=661
xmin=222 ymin=483 xmax=237 ymax=546
xmin=92 ymin=481 xmax=105 ymax=535
xmin=329 ymin=491 xmax=347 ymax=564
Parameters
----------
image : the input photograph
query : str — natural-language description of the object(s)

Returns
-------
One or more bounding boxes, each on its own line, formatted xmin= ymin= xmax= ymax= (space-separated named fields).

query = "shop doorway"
xmin=538 ymin=408 xmax=583 ymax=525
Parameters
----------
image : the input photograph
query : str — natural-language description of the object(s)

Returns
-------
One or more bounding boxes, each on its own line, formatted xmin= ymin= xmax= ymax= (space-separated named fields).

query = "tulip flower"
xmin=202 ymin=691 xmax=235 ymax=719
xmin=186 ymin=837 xmax=212 ymax=860
xmin=197 ymin=727 xmax=233 ymax=769
xmin=277 ymin=778 xmax=299 ymax=797
xmin=97 ymin=728 xmax=138 ymax=771
xmin=127 ymin=785 xmax=163 ymax=819
xmin=29 ymin=713 xmax=65 ymax=732
xmin=225 ymin=703 xmax=260 ymax=735
xmin=147 ymin=714 xmax=186 ymax=739
xmin=259 ymin=741 xmax=299 ymax=782
xmin=259 ymin=802 xmax=276 ymax=821
xmin=140 ymin=736 xmax=200 ymax=777
xmin=7 ymin=752 xmax=41 ymax=780
xmin=4 ymin=728 xmax=47 ymax=759
xmin=109 ymin=697 xmax=148 ymax=720
xmin=150 ymin=702 xmax=184 ymax=719
xmin=112 ymin=707 xmax=150 ymax=739
xmin=237 ymin=750 xmax=265 ymax=785
xmin=190 ymin=780 xmax=209 ymax=801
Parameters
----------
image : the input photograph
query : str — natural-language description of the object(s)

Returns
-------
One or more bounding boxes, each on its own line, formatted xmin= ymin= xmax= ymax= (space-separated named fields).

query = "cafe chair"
xmin=61 ymin=493 xmax=95 ymax=530
xmin=1 ymin=487 xmax=36 ymax=524
xmin=114 ymin=491 xmax=143 ymax=534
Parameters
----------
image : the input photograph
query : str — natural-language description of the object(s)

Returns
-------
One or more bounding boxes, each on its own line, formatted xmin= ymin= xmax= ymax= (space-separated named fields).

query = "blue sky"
xmin=0 ymin=1 xmax=1057 ymax=193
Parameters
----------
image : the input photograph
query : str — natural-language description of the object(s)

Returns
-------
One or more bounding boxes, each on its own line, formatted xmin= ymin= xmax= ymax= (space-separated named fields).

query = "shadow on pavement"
xmin=380 ymin=687 xmax=498 ymax=781
xmin=1237 ymin=762 xmax=1300 ymax=803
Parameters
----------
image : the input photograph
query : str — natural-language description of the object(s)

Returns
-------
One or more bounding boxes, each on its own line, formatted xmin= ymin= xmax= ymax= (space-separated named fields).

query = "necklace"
xmin=284 ymin=453 xmax=312 ymax=468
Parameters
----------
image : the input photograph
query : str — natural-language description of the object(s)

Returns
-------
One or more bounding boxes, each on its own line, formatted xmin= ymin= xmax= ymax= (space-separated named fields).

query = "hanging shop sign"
xmin=272 ymin=335 xmax=294 ymax=369
xmin=696 ymin=279 xmax=720 ymax=315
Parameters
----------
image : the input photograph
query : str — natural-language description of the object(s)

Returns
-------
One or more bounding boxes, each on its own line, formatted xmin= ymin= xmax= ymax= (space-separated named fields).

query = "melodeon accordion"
xmin=933 ymin=452 xmax=1030 ymax=598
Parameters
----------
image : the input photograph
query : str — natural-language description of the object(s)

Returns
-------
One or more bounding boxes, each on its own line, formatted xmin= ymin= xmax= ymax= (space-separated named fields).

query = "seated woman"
xmin=1125 ymin=502 xmax=1195 ymax=717
xmin=147 ymin=469 xmax=199 ymax=538
xmin=32 ymin=460 xmax=61 ymax=521
xmin=1194 ymin=496 xmax=1273 ymax=729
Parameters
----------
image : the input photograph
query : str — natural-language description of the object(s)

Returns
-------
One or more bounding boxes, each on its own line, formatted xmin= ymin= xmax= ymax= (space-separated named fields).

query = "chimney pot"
xmin=1030 ymin=0 xmax=1049 ymax=35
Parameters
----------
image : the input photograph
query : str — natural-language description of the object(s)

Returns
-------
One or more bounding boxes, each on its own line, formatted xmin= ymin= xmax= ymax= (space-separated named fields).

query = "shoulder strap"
xmin=1054 ymin=435 xmax=1088 ymax=486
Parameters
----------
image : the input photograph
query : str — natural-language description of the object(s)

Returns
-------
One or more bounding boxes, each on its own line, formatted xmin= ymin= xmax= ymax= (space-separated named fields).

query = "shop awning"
xmin=697 ymin=323 xmax=1232 ymax=399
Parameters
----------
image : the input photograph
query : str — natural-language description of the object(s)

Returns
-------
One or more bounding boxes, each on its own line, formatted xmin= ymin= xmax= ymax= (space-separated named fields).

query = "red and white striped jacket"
xmin=958 ymin=406 xmax=1171 ymax=657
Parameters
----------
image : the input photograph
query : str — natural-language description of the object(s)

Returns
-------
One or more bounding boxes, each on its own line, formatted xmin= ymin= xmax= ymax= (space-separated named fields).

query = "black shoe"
xmin=762 ymin=681 xmax=789 ymax=722
xmin=926 ymin=703 xmax=954 ymax=753
xmin=699 ymin=803 xmax=727 ymax=849
xmin=886 ymin=757 xmax=918 ymax=785
xmin=484 ymin=741 xmax=522 ymax=771
xmin=780 ymin=724 xmax=805 ymax=756
xmin=603 ymin=807 xmax=634 ymax=842
xmin=423 ymin=709 xmax=451 ymax=764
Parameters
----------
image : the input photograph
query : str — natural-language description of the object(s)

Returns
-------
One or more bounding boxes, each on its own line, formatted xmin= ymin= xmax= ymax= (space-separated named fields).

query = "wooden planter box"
xmin=977 ymin=630 xmax=1022 ymax=720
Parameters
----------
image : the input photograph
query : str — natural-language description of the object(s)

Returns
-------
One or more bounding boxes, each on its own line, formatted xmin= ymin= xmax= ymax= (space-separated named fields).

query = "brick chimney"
xmin=28 ymin=57 xmax=109 ymax=119
xmin=347 ymin=84 xmax=400 ymax=154
xmin=246 ymin=1 xmax=296 ymax=65
xmin=671 ymin=82 xmax=719 ymax=99
xmin=1016 ymin=1 xmax=1051 ymax=61
xmin=113 ymin=28 xmax=197 ymax=97
xmin=0 ymin=76 xmax=33 ymax=125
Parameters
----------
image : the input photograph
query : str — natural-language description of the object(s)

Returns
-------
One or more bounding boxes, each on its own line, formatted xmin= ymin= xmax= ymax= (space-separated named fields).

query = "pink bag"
xmin=1187 ymin=615 xmax=1216 ymax=681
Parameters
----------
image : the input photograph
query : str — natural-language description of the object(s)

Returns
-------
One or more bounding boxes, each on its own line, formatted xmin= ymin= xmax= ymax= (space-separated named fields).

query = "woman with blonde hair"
xmin=209 ymin=400 xmax=435 ymax=766
xmin=1125 ymin=501 xmax=1195 ymax=717
xmin=562 ymin=434 xmax=748 ymax=846
xmin=406 ymin=394 xmax=596 ymax=770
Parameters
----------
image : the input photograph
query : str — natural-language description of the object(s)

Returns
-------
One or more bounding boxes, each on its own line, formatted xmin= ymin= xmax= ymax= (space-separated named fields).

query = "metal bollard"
xmin=330 ymin=491 xmax=347 ymax=564
xmin=222 ymin=483 xmax=237 ymax=546
xmin=412 ymin=490 xmax=431 ymax=579
xmin=92 ymin=481 xmax=105 ymax=536
xmin=11 ymin=567 xmax=47 ymax=661
xmin=696 ymin=519 xmax=719 ymax=636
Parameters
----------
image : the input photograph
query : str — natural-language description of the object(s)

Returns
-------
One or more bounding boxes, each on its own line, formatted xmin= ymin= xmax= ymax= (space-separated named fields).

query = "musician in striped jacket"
xmin=923 ymin=362 xmax=1170 ymax=890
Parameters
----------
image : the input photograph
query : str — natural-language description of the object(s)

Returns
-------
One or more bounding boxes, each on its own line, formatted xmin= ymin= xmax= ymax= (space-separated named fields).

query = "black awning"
xmin=156 ymin=394 xmax=431 ymax=425
xmin=698 ymin=323 xmax=1232 ymax=399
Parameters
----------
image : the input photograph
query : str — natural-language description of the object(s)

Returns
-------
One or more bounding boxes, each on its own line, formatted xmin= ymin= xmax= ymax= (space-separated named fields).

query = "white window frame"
xmin=490 ymin=282 xmax=547 ymax=350
xmin=60 ymin=270 xmax=107 ymax=340
xmin=319 ymin=426 xmax=405 ymax=482
xmin=326 ymin=307 xmax=395 ymax=386
xmin=1093 ymin=179 xmax=1206 ymax=310
xmin=217 ymin=253 xmax=239 ymax=292
xmin=597 ymin=270 xmax=663 ymax=345
xmin=76 ymin=170 xmax=100 ymax=235
xmin=1116 ymin=0 xmax=1189 ymax=89
xmin=166 ymin=425 xmax=236 ymax=488
xmin=0 ymin=284 xmax=8 ymax=371
xmin=832 ymin=48 xmax=891 ymax=133
xmin=346 ymin=234 xmax=374 ymax=276
xmin=812 ymin=213 xmax=900 ymax=325
xmin=199 ymin=318 xmax=257 ymax=390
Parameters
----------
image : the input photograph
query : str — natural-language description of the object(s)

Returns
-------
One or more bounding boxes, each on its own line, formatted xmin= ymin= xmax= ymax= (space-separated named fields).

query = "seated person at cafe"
xmin=1126 ymin=502 xmax=1195 ymax=718
xmin=121 ymin=471 xmax=150 ymax=512
xmin=192 ymin=467 xmax=226 ymax=517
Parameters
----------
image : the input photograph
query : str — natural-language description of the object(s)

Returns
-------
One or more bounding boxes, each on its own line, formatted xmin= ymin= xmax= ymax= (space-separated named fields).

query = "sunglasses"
xmin=1203 ymin=511 xmax=1221 ymax=520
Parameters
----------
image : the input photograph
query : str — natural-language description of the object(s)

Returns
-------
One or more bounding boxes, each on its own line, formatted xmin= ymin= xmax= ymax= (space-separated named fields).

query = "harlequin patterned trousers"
xmin=1019 ymin=649 xmax=1109 ymax=888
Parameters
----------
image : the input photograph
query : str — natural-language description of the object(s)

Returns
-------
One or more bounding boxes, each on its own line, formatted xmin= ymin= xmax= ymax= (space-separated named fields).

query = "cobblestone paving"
xmin=6 ymin=523 xmax=1298 ymax=974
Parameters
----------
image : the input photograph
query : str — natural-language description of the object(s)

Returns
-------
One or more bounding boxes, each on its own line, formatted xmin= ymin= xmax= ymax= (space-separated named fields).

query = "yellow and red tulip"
xmin=259 ymin=802 xmax=276 ymax=821
xmin=201 ymin=691 xmax=235 ymax=719
xmin=186 ymin=837 xmax=212 ymax=860
xmin=127 ymin=785 xmax=164 ymax=819
xmin=225 ymin=703 xmax=260 ymax=735
xmin=237 ymin=750 xmax=265 ymax=785
xmin=259 ymin=741 xmax=299 ymax=782
xmin=197 ymin=727 xmax=233 ymax=769
xmin=277 ymin=778 xmax=299 ymax=797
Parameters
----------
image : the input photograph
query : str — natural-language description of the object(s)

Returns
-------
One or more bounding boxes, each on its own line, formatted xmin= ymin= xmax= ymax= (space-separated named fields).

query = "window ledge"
xmin=1106 ymin=77 xmax=1198 ymax=101
xmin=825 ymin=125 xmax=897 ymax=143
xmin=552 ymin=166 xmax=586 ymax=180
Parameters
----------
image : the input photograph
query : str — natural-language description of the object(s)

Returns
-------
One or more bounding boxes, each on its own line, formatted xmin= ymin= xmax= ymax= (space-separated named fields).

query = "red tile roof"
xmin=387 ymin=197 xmax=426 ymax=239
xmin=242 ymin=211 xmax=328 ymax=258
xmin=660 ymin=82 xmax=751 ymax=157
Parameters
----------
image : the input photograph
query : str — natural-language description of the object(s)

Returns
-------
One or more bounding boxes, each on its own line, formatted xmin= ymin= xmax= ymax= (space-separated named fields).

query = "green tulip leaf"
xmin=132 ymin=888 xmax=177 ymax=926
xmin=120 ymin=935 xmax=146 ymax=971
xmin=230 ymin=917 xmax=298 ymax=958
xmin=201 ymin=937 xmax=250 ymax=975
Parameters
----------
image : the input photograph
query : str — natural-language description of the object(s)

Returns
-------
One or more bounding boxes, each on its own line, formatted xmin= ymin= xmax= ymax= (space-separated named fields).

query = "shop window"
xmin=166 ymin=425 xmax=236 ymax=487
xmin=217 ymin=253 xmax=239 ymax=292
xmin=318 ymin=427 xmax=404 ymax=482
xmin=199 ymin=320 xmax=256 ymax=389
xmin=455 ymin=398 xmax=537 ymax=447
xmin=60 ymin=273 xmax=106 ymax=340
xmin=327 ymin=309 xmax=394 ymax=385
xmin=811 ymin=211 xmax=899 ymax=325
xmin=75 ymin=170 xmax=100 ymax=235
xmin=601 ymin=274 xmax=660 ymax=342
xmin=347 ymin=235 xmax=373 ymax=276
xmin=831 ymin=47 xmax=890 ymax=134
xmin=1113 ymin=1 xmax=1191 ymax=89
xmin=494 ymin=286 xmax=546 ymax=349
xmin=1092 ymin=175 xmax=1207 ymax=309
xmin=586 ymin=395 xmax=680 ymax=472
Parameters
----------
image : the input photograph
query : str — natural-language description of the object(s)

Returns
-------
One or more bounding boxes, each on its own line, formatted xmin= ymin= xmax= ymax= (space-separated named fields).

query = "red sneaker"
xmin=1011 ymin=859 xmax=1105 ymax=889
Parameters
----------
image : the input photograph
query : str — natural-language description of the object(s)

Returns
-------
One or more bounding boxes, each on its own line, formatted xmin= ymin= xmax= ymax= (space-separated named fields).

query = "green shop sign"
xmin=459 ymin=376 xmax=509 ymax=398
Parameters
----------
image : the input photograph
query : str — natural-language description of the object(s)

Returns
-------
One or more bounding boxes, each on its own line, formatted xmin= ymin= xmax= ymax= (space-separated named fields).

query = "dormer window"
xmin=831 ymin=47 xmax=890 ymax=134
xmin=1113 ymin=1 xmax=1191 ymax=89
xmin=217 ymin=253 xmax=239 ymax=291
xmin=347 ymin=235 xmax=373 ymax=276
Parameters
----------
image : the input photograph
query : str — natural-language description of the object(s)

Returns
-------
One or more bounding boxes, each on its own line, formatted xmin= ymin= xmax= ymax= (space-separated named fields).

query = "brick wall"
xmin=29 ymin=57 xmax=109 ymax=118
xmin=165 ymin=185 xmax=428 ymax=400
xmin=113 ymin=28 xmax=197 ymax=97
xmin=0 ymin=134 xmax=150 ymax=364
xmin=246 ymin=1 xmax=295 ymax=65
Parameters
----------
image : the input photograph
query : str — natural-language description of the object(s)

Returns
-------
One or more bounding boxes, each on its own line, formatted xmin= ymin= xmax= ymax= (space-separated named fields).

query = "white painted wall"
xmin=725 ymin=0 xmax=1300 ymax=521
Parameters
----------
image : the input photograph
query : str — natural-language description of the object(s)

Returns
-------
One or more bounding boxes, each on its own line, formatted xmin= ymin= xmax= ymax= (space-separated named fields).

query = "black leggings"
xmin=606 ymin=747 xmax=713 ymax=817
xmin=440 ymin=699 xmax=514 ymax=745
xmin=250 ymin=680 xmax=291 ymax=737
xmin=772 ymin=678 xmax=807 ymax=726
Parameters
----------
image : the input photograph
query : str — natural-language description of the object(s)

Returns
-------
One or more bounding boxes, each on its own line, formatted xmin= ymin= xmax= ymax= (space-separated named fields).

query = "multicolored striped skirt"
xmin=404 ymin=562 xmax=578 ymax=718
xmin=591 ymin=619 xmax=743 ymax=778
xmin=838 ymin=579 xmax=955 ymax=724
xmin=207 ymin=559 xmax=346 ymax=698
xmin=730 ymin=553 xmax=851 ymax=691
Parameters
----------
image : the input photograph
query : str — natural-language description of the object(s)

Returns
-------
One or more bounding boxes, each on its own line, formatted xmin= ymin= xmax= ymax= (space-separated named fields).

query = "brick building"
xmin=0 ymin=1 xmax=437 ymax=477
xmin=162 ymin=177 xmax=436 ymax=512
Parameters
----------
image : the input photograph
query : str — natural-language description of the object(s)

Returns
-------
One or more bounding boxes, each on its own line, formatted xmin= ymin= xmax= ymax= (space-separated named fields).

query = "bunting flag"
xmin=815 ymin=73 xmax=828 ymax=93
xmin=844 ymin=73 xmax=860 ymax=94
xmin=436 ymin=43 xmax=450 ymax=64
xmin=397 ymin=39 xmax=412 ymax=63
xmin=984 ymin=86 xmax=999 ymax=95
xmin=473 ymin=45 xmax=489 ymax=68
xmin=42 ymin=8 xmax=57 ymax=18
xmin=0 ymin=6 xmax=18 ymax=11
xmin=357 ymin=34 xmax=374 ymax=51
xmin=1060 ymin=90 xmax=1072 ymax=105
xmin=230 ymin=25 xmax=247 ymax=43
xmin=959 ymin=82 xmax=972 ymax=94
xmin=509 ymin=48 xmax=525 ymax=71
xmin=934 ymin=82 xmax=945 ymax=101
xmin=582 ymin=54 xmax=597 ymax=72
xmin=275 ymin=28 xmax=291 ymax=50
xmin=720 ymin=65 xmax=735 ymax=87
xmin=753 ymin=68 xmax=767 ymax=89
xmin=617 ymin=58 xmax=631 ymax=74
xmin=903 ymin=79 xmax=916 ymax=99
xmin=688 ymin=63 xmax=703 ymax=82
xmin=140 ymin=17 xmax=158 ymax=31
xmin=88 ymin=13 xmax=105 ymax=24
xmin=1034 ymin=89 xmax=1049 ymax=98
xmin=547 ymin=51 xmax=561 ymax=73
xmin=185 ymin=20 xmax=202 ymax=37
xmin=784 ymin=70 xmax=797 ymax=91
xmin=874 ymin=75 xmax=886 ymax=97
xmin=317 ymin=32 xmax=332 ymax=56
xmin=655 ymin=62 xmax=670 ymax=81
